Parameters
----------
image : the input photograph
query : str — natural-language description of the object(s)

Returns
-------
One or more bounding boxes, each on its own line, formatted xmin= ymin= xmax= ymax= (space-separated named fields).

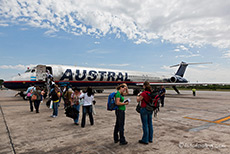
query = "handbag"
xmin=31 ymin=95 xmax=37 ymax=101
xmin=136 ymin=102 xmax=141 ymax=113
xmin=27 ymin=92 xmax=31 ymax=97
xmin=65 ymin=106 xmax=79 ymax=119
xmin=27 ymin=88 xmax=34 ymax=97
xmin=46 ymin=99 xmax=51 ymax=108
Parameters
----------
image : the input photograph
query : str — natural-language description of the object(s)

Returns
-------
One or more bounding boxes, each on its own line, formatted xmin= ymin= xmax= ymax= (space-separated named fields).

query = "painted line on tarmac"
xmin=215 ymin=115 xmax=230 ymax=123
xmin=184 ymin=115 xmax=230 ymax=132
xmin=0 ymin=105 xmax=16 ymax=154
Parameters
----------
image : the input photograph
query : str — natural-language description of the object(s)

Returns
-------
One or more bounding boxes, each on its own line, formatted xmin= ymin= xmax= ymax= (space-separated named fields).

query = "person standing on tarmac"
xmin=32 ymin=86 xmax=45 ymax=113
xmin=64 ymin=87 xmax=73 ymax=108
xmin=70 ymin=87 xmax=81 ymax=125
xmin=192 ymin=88 xmax=196 ymax=96
xmin=136 ymin=81 xmax=153 ymax=145
xmin=80 ymin=87 xmax=95 ymax=128
xmin=114 ymin=83 xmax=129 ymax=145
xmin=159 ymin=86 xmax=166 ymax=107
xmin=26 ymin=84 xmax=36 ymax=112
xmin=50 ymin=85 xmax=61 ymax=118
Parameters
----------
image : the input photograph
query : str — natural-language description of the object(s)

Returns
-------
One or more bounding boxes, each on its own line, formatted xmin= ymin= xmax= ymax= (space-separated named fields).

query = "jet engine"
xmin=170 ymin=75 xmax=188 ymax=83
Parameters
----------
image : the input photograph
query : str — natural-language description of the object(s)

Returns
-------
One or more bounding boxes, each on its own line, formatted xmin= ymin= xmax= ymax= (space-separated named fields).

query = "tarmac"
xmin=0 ymin=89 xmax=230 ymax=154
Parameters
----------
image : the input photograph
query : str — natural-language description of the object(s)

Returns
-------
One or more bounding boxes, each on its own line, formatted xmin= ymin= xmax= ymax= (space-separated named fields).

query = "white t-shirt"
xmin=80 ymin=93 xmax=94 ymax=106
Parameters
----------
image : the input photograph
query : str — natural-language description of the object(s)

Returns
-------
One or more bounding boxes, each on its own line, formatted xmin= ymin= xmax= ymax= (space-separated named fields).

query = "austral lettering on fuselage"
xmin=60 ymin=69 xmax=131 ymax=82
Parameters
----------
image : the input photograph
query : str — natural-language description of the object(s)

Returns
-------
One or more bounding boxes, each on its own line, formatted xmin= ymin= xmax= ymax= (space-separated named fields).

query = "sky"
xmin=0 ymin=0 xmax=230 ymax=82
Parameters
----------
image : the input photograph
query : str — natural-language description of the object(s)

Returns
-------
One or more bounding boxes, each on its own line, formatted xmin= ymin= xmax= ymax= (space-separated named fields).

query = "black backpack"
xmin=50 ymin=90 xmax=59 ymax=101
xmin=144 ymin=91 xmax=161 ymax=117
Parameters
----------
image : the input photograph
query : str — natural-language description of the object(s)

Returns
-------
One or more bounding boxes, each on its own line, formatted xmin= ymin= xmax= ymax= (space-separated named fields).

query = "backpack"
xmin=33 ymin=90 xmax=41 ymax=101
xmin=144 ymin=91 xmax=161 ymax=117
xmin=50 ymin=90 xmax=59 ymax=101
xmin=107 ymin=92 xmax=118 ymax=111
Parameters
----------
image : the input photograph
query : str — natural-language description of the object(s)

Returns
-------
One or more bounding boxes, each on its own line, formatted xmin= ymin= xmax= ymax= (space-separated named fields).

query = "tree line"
xmin=177 ymin=85 xmax=230 ymax=91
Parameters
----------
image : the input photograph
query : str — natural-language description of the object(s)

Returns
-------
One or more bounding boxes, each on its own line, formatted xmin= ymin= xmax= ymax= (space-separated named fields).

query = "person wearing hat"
xmin=114 ymin=83 xmax=129 ymax=145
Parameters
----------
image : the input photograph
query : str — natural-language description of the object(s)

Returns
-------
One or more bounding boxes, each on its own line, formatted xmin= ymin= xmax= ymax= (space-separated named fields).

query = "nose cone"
xmin=2 ymin=73 xmax=32 ymax=91
xmin=3 ymin=80 xmax=30 ymax=91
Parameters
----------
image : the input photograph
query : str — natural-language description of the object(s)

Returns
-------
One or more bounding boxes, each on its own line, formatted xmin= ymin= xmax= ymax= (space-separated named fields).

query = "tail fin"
xmin=175 ymin=62 xmax=188 ymax=77
xmin=170 ymin=62 xmax=212 ymax=77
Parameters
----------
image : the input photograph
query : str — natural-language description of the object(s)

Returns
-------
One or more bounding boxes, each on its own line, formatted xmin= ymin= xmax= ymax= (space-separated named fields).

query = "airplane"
xmin=3 ymin=61 xmax=226 ymax=99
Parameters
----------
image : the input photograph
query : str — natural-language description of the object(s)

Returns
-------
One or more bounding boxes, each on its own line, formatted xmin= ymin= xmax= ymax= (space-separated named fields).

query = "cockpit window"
xmin=25 ymin=69 xmax=31 ymax=73
xmin=25 ymin=69 xmax=35 ymax=73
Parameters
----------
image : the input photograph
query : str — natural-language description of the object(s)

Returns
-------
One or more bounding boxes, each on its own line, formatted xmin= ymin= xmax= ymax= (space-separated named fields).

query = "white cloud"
xmin=0 ymin=64 xmax=28 ymax=70
xmin=175 ymin=54 xmax=200 ymax=58
xmin=44 ymin=29 xmax=58 ymax=37
xmin=179 ymin=45 xmax=189 ymax=51
xmin=20 ymin=28 xmax=28 ymax=31
xmin=109 ymin=64 xmax=130 ymax=67
xmin=0 ymin=23 xmax=9 ymax=27
xmin=0 ymin=64 xmax=37 ymax=73
xmin=222 ymin=50 xmax=230 ymax=58
xmin=174 ymin=49 xmax=180 ymax=52
xmin=98 ymin=63 xmax=130 ymax=67
xmin=174 ymin=45 xmax=190 ymax=52
xmin=1 ymin=0 xmax=230 ymax=49
xmin=86 ymin=49 xmax=110 ymax=54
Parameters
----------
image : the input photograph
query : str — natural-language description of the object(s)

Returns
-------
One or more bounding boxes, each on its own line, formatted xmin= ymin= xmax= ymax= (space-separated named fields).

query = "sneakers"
xmin=50 ymin=115 xmax=57 ymax=118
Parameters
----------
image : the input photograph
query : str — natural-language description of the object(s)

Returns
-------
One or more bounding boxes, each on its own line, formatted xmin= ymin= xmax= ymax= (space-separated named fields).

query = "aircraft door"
xmin=46 ymin=66 xmax=53 ymax=75
xmin=36 ymin=65 xmax=47 ymax=81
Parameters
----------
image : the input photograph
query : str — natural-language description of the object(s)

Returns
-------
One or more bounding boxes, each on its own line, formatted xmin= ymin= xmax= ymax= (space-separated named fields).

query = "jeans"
xmin=29 ymin=97 xmax=33 ymax=111
xmin=114 ymin=109 xmax=126 ymax=143
xmin=140 ymin=108 xmax=153 ymax=143
xmin=58 ymin=98 xmax=61 ymax=106
xmin=34 ymin=100 xmax=41 ymax=113
xmin=73 ymin=104 xmax=80 ymax=123
xmin=161 ymin=97 xmax=165 ymax=107
xmin=81 ymin=105 xmax=94 ymax=127
xmin=53 ymin=102 xmax=59 ymax=116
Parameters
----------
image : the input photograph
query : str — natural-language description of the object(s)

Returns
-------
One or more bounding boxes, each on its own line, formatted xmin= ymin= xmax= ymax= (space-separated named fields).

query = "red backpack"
xmin=144 ymin=91 xmax=161 ymax=117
